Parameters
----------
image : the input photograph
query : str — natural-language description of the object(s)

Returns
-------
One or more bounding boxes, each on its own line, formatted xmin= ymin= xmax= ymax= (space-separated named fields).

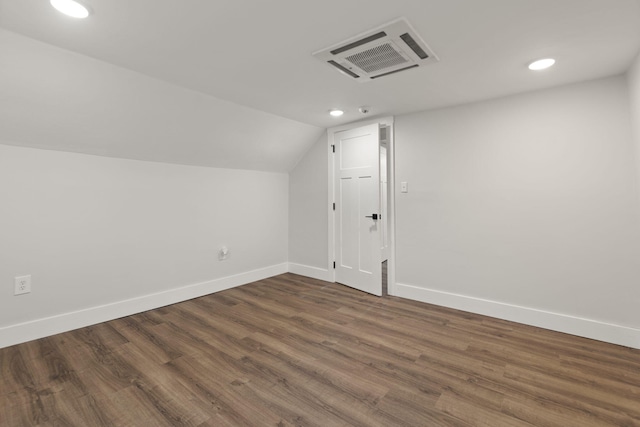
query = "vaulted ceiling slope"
xmin=1 ymin=0 xmax=640 ymax=171
xmin=0 ymin=29 xmax=323 ymax=172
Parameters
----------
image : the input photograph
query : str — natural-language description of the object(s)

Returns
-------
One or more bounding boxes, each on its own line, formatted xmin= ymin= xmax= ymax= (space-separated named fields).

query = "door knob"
xmin=365 ymin=214 xmax=379 ymax=220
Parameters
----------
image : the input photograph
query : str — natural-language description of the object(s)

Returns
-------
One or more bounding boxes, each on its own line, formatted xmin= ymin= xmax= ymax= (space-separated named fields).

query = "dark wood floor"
xmin=1 ymin=273 xmax=639 ymax=426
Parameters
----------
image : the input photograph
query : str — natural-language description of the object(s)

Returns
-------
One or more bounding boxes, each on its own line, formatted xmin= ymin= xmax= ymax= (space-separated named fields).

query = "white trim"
xmin=288 ymin=263 xmax=332 ymax=282
xmin=0 ymin=263 xmax=288 ymax=349
xmin=327 ymin=116 xmax=396 ymax=293
xmin=327 ymin=138 xmax=336 ymax=282
xmin=327 ymin=116 xmax=394 ymax=135
xmin=395 ymin=282 xmax=640 ymax=349
xmin=386 ymin=120 xmax=397 ymax=295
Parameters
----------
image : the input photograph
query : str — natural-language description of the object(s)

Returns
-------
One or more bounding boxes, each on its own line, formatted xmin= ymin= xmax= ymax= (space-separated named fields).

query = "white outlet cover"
xmin=14 ymin=275 xmax=31 ymax=295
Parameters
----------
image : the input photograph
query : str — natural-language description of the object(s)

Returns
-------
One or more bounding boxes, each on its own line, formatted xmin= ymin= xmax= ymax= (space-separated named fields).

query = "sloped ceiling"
xmin=1 ymin=0 xmax=639 ymax=171
xmin=0 ymin=30 xmax=323 ymax=172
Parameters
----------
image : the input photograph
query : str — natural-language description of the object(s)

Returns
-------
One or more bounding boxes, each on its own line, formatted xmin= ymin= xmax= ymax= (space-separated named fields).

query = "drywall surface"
xmin=395 ymin=76 xmax=640 ymax=337
xmin=0 ymin=29 xmax=323 ymax=172
xmin=0 ymin=144 xmax=288 ymax=339
xmin=288 ymin=133 xmax=329 ymax=273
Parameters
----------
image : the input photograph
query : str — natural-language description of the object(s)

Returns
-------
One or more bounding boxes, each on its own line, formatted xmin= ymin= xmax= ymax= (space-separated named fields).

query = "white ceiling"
xmin=1 ymin=0 xmax=640 ymax=171
xmin=0 ymin=29 xmax=323 ymax=172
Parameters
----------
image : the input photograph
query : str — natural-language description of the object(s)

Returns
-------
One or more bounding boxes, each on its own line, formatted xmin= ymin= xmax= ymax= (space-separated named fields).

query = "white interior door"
xmin=334 ymin=123 xmax=382 ymax=296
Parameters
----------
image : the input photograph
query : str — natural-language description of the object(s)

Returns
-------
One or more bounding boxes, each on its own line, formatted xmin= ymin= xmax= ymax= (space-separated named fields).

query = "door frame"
xmin=327 ymin=116 xmax=396 ymax=295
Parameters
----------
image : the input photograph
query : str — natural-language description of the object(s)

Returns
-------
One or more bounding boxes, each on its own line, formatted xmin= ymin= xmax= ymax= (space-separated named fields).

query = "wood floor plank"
xmin=165 ymin=355 xmax=286 ymax=426
xmin=111 ymin=316 xmax=182 ymax=364
xmin=2 ymin=272 xmax=640 ymax=426
xmin=374 ymin=386 xmax=474 ymax=427
xmin=501 ymin=396 xmax=619 ymax=427
xmin=48 ymin=388 xmax=116 ymax=427
xmin=435 ymin=391 xmax=535 ymax=427
xmin=503 ymin=364 xmax=640 ymax=421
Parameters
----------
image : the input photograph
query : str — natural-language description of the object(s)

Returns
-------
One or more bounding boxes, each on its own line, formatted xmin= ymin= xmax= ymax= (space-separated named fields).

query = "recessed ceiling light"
xmin=528 ymin=58 xmax=556 ymax=71
xmin=50 ymin=0 xmax=91 ymax=19
xmin=329 ymin=109 xmax=344 ymax=117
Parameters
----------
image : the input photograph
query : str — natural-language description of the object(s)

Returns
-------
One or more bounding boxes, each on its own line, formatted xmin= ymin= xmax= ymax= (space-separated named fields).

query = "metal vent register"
xmin=347 ymin=43 xmax=407 ymax=73
xmin=313 ymin=18 xmax=438 ymax=82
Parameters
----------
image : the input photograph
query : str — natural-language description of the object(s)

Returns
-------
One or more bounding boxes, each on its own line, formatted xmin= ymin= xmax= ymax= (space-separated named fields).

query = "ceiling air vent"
xmin=313 ymin=18 xmax=438 ymax=82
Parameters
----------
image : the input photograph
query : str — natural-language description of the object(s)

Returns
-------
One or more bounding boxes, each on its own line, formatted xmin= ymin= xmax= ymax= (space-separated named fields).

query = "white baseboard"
xmin=288 ymin=262 xmax=333 ymax=282
xmin=394 ymin=282 xmax=640 ymax=350
xmin=0 ymin=263 xmax=288 ymax=349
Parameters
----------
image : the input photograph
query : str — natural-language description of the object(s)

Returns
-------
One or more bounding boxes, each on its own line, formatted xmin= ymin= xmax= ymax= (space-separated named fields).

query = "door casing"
xmin=327 ymin=117 xmax=396 ymax=295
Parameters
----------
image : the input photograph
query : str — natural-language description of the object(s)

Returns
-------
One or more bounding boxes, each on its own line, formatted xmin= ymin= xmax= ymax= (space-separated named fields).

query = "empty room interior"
xmin=2 ymin=0 xmax=640 ymax=426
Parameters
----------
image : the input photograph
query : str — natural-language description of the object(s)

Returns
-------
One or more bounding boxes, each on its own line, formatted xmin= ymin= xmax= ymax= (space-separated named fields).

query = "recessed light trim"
xmin=50 ymin=0 xmax=91 ymax=18
xmin=528 ymin=58 xmax=556 ymax=71
xmin=329 ymin=109 xmax=344 ymax=117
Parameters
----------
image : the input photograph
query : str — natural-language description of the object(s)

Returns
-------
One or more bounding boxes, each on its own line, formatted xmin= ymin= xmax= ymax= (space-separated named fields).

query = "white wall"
xmin=394 ymin=76 xmax=640 ymax=347
xmin=0 ymin=144 xmax=288 ymax=347
xmin=288 ymin=133 xmax=330 ymax=280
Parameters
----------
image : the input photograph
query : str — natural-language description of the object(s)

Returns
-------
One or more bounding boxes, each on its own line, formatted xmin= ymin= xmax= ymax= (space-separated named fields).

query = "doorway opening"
xmin=327 ymin=117 xmax=395 ymax=297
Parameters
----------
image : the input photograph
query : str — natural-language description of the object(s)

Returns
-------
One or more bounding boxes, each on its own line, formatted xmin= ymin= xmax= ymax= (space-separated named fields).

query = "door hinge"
xmin=333 ymin=261 xmax=336 ymax=269
xmin=332 ymin=202 xmax=335 ymax=211
xmin=331 ymin=144 xmax=335 ymax=153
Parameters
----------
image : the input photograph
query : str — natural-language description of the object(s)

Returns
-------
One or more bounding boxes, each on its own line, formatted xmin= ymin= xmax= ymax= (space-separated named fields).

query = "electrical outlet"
xmin=219 ymin=246 xmax=230 ymax=261
xmin=14 ymin=275 xmax=31 ymax=296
